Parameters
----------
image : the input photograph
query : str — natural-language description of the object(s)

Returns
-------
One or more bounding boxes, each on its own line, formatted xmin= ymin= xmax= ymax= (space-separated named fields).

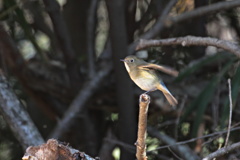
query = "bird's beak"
xmin=120 ymin=59 xmax=126 ymax=62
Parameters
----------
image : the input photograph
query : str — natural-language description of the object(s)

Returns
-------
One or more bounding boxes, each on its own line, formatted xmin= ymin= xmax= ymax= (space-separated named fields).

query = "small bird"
xmin=121 ymin=55 xmax=178 ymax=106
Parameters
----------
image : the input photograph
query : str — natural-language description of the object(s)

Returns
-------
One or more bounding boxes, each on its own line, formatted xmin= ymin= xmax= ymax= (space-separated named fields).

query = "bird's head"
xmin=120 ymin=55 xmax=146 ymax=72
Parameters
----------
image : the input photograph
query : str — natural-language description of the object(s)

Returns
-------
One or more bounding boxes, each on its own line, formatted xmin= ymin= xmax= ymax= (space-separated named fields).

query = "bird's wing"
xmin=138 ymin=63 xmax=179 ymax=77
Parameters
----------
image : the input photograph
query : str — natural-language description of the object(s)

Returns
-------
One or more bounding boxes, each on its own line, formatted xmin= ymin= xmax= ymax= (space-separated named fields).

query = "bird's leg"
xmin=143 ymin=88 xmax=156 ymax=94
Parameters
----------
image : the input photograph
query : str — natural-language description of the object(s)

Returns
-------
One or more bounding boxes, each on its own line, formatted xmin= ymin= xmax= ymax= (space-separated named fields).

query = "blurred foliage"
xmin=221 ymin=65 xmax=240 ymax=126
xmin=185 ymin=58 xmax=233 ymax=137
xmin=112 ymin=147 xmax=120 ymax=160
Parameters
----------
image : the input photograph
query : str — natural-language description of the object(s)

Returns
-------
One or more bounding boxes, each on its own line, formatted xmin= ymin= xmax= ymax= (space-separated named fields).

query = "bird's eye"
xmin=130 ymin=59 xmax=134 ymax=63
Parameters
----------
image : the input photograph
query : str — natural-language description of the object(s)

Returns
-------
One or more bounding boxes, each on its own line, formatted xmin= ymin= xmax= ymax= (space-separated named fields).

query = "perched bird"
xmin=121 ymin=55 xmax=178 ymax=106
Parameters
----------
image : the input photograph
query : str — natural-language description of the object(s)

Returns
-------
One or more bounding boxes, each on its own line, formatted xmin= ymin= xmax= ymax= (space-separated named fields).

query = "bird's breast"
xmin=124 ymin=63 xmax=130 ymax=72
xmin=130 ymin=70 xmax=159 ymax=91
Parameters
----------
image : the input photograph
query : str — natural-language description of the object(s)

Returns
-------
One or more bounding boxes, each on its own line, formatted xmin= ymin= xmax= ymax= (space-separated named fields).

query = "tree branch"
xmin=49 ymin=64 xmax=111 ymax=138
xmin=105 ymin=126 xmax=240 ymax=159
xmin=0 ymin=71 xmax=44 ymax=149
xmin=136 ymin=94 xmax=150 ymax=160
xmin=148 ymin=126 xmax=200 ymax=160
xmin=166 ymin=0 xmax=240 ymax=26
xmin=129 ymin=0 xmax=240 ymax=55
xmin=139 ymin=0 xmax=177 ymax=40
xmin=225 ymin=79 xmax=233 ymax=147
xmin=149 ymin=127 xmax=240 ymax=151
xmin=42 ymin=0 xmax=81 ymax=86
xmin=128 ymin=0 xmax=178 ymax=53
xmin=136 ymin=36 xmax=240 ymax=58
xmin=203 ymin=141 xmax=240 ymax=160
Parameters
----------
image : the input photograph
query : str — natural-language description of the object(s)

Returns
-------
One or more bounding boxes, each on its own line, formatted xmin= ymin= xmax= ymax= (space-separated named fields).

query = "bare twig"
xmin=136 ymin=94 xmax=150 ymax=160
xmin=87 ymin=0 xmax=98 ymax=79
xmin=166 ymin=0 xmax=240 ymax=26
xmin=105 ymin=126 xmax=240 ymax=153
xmin=140 ymin=0 xmax=177 ymax=40
xmin=168 ymin=147 xmax=183 ymax=160
xmin=0 ymin=71 xmax=44 ymax=149
xmin=225 ymin=79 xmax=233 ymax=147
xmin=105 ymin=126 xmax=240 ymax=159
xmin=149 ymin=126 xmax=240 ymax=151
xmin=42 ymin=0 xmax=81 ymax=85
xmin=148 ymin=126 xmax=200 ymax=160
xmin=136 ymin=36 xmax=240 ymax=58
xmin=129 ymin=0 xmax=240 ymax=54
xmin=202 ymin=141 xmax=240 ymax=160
xmin=49 ymin=64 xmax=111 ymax=138
xmin=128 ymin=0 xmax=178 ymax=53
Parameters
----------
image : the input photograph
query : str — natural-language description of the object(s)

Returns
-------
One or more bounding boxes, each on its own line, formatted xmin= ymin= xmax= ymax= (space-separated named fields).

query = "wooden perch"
xmin=136 ymin=94 xmax=150 ymax=160
xmin=22 ymin=139 xmax=98 ymax=160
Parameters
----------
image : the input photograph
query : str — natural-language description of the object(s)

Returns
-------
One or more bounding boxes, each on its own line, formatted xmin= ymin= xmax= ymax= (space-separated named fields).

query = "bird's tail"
xmin=163 ymin=92 xmax=178 ymax=106
xmin=157 ymin=82 xmax=178 ymax=106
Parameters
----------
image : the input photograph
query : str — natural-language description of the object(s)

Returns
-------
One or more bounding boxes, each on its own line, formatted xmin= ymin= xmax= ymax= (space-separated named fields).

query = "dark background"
xmin=0 ymin=0 xmax=240 ymax=159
